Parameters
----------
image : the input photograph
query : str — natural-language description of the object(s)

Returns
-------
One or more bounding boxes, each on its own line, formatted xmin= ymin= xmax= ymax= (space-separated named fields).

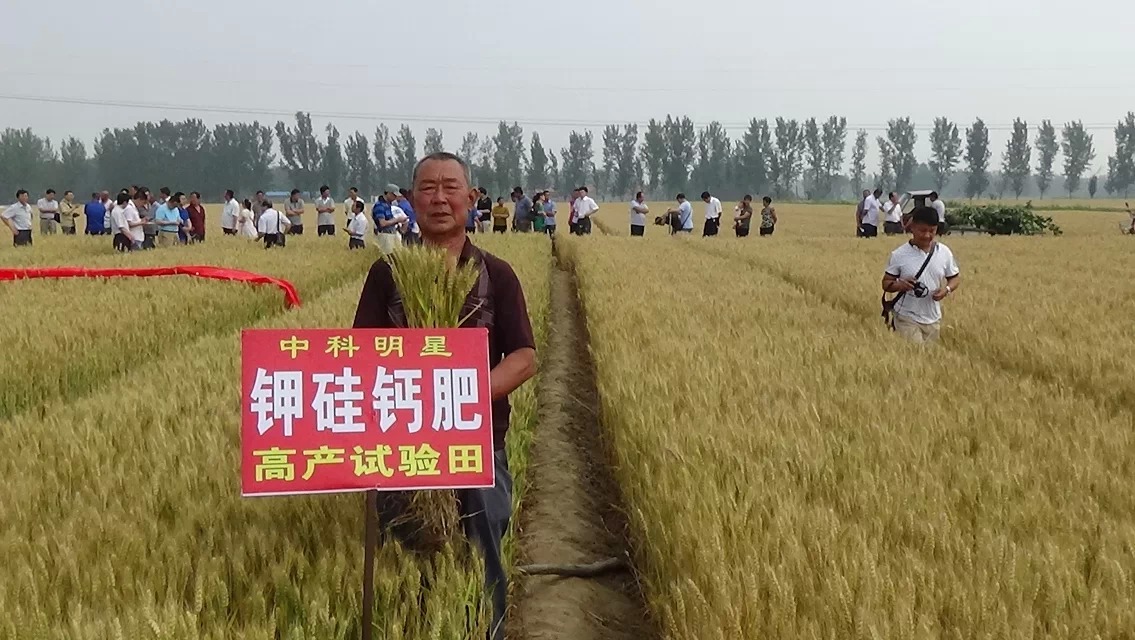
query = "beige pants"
xmin=894 ymin=315 xmax=941 ymax=344
xmin=40 ymin=218 xmax=57 ymax=234
xmin=157 ymin=232 xmax=178 ymax=247
xmin=376 ymin=232 xmax=402 ymax=255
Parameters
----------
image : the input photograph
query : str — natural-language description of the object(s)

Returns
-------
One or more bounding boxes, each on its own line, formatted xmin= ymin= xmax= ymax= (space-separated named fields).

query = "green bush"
xmin=946 ymin=203 xmax=1062 ymax=236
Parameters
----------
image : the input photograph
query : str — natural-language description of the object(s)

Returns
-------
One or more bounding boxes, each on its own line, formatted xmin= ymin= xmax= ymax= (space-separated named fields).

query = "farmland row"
xmin=0 ymin=236 xmax=551 ymax=640
xmin=0 ymin=237 xmax=374 ymax=420
xmin=561 ymin=235 xmax=1135 ymax=638
xmin=694 ymin=236 xmax=1135 ymax=416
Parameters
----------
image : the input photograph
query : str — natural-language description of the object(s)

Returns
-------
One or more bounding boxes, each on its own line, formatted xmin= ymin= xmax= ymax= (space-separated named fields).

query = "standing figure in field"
xmin=929 ymin=191 xmax=947 ymax=234
xmin=221 ymin=190 xmax=240 ymax=236
xmin=511 ymin=187 xmax=533 ymax=233
xmin=667 ymin=193 xmax=694 ymax=234
xmin=398 ymin=188 xmax=421 ymax=245
xmin=286 ymin=189 xmax=306 ymax=235
xmin=732 ymin=195 xmax=753 ymax=237
xmin=315 ymin=185 xmax=337 ymax=237
xmin=59 ymin=190 xmax=79 ymax=235
xmin=344 ymin=187 xmax=365 ymax=227
xmin=346 ymin=199 xmax=369 ymax=249
xmin=701 ymin=190 xmax=723 ymax=237
xmin=542 ymin=190 xmax=557 ymax=236
xmin=859 ymin=188 xmax=882 ymax=238
xmin=629 ymin=191 xmax=650 ymax=237
xmin=758 ymin=196 xmax=777 ymax=236
xmin=573 ymin=186 xmax=599 ymax=235
xmin=855 ymin=189 xmax=870 ymax=236
xmin=881 ymin=206 xmax=961 ymax=344
xmin=186 ymin=192 xmax=207 ymax=243
xmin=257 ymin=200 xmax=291 ymax=248
xmin=492 ymin=197 xmax=510 ymax=233
xmin=36 ymin=189 xmax=59 ymax=235
xmin=882 ymin=192 xmax=904 ymax=236
xmin=352 ymin=152 xmax=537 ymax=640
xmin=476 ymin=187 xmax=493 ymax=234
xmin=238 ymin=199 xmax=259 ymax=239
xmin=2 ymin=189 xmax=35 ymax=247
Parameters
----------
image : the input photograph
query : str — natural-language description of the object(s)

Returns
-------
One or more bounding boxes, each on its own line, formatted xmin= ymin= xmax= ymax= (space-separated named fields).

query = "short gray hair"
xmin=411 ymin=152 xmax=472 ymax=188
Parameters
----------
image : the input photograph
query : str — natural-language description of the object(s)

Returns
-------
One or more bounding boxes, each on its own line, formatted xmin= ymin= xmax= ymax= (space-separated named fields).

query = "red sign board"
xmin=240 ymin=328 xmax=494 ymax=497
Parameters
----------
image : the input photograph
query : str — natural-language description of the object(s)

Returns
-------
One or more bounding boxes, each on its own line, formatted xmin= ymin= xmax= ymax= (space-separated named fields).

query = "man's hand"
xmin=932 ymin=287 xmax=950 ymax=301
xmin=891 ymin=277 xmax=917 ymax=293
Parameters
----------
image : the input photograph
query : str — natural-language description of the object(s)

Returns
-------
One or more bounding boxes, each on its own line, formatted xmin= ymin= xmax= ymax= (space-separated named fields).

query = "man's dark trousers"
xmin=457 ymin=449 xmax=513 ymax=640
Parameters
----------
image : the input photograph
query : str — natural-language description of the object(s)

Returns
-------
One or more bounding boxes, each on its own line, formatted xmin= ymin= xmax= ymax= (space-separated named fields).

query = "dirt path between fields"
xmin=511 ymin=244 xmax=651 ymax=640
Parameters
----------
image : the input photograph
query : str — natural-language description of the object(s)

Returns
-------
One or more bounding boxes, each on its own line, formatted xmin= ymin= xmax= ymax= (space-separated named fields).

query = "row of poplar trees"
xmin=1 ymin=112 xmax=1133 ymax=202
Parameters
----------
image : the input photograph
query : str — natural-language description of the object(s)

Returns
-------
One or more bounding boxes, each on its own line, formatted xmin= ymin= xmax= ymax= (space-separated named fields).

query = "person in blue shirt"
xmin=177 ymin=203 xmax=191 ymax=244
xmin=372 ymin=190 xmax=393 ymax=235
xmin=154 ymin=192 xmax=184 ymax=247
xmin=397 ymin=188 xmax=420 ymax=245
xmin=84 ymin=193 xmax=106 ymax=235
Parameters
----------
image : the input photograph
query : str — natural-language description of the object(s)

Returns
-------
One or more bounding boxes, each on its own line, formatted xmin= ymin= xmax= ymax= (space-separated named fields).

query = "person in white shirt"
xmin=666 ymin=193 xmax=695 ymax=234
xmin=928 ymin=191 xmax=947 ymax=233
xmin=629 ymin=192 xmax=649 ymax=236
xmin=860 ymin=188 xmax=883 ymax=238
xmin=346 ymin=200 xmax=369 ymax=250
xmin=882 ymin=191 xmax=904 ymax=235
xmin=37 ymin=189 xmax=60 ymax=235
xmin=110 ymin=193 xmax=130 ymax=251
xmin=221 ymin=190 xmax=239 ymax=235
xmin=123 ymin=192 xmax=148 ymax=251
xmin=2 ymin=189 xmax=35 ymax=247
xmin=700 ymin=191 xmax=723 ymax=237
xmin=882 ymin=206 xmax=961 ymax=344
xmin=572 ymin=186 xmax=599 ymax=236
xmin=238 ymin=199 xmax=258 ymax=239
xmin=343 ymin=187 xmax=364 ymax=226
xmin=257 ymin=201 xmax=292 ymax=248
xmin=315 ymin=185 xmax=337 ymax=236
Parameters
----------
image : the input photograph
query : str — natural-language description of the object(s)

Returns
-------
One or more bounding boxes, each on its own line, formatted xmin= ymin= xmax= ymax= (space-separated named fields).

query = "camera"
xmin=911 ymin=282 xmax=929 ymax=298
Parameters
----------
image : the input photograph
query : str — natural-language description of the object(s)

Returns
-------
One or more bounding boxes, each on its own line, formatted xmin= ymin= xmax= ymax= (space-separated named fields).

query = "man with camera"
xmin=881 ymin=206 xmax=961 ymax=344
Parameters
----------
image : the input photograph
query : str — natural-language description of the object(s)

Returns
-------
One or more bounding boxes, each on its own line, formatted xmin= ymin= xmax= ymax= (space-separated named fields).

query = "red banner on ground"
xmin=0 ymin=266 xmax=302 ymax=308
xmin=240 ymin=328 xmax=494 ymax=497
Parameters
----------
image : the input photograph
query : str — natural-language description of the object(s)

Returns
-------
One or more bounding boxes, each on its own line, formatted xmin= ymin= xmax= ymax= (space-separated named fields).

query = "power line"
xmin=0 ymin=93 xmax=1125 ymax=133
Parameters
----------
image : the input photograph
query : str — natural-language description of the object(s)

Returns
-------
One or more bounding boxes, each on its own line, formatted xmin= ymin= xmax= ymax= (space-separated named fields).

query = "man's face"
xmin=350 ymin=189 xmax=358 ymax=198
xmin=190 ymin=194 xmax=199 ymax=205
xmin=64 ymin=192 xmax=73 ymax=202
xmin=702 ymin=195 xmax=710 ymax=203
xmin=45 ymin=192 xmax=56 ymax=201
xmin=412 ymin=158 xmax=475 ymax=239
xmin=257 ymin=192 xmax=265 ymax=201
xmin=321 ymin=190 xmax=329 ymax=198
xmin=910 ymin=221 xmax=937 ymax=247
xmin=17 ymin=193 xmax=29 ymax=204
xmin=101 ymin=192 xmax=110 ymax=201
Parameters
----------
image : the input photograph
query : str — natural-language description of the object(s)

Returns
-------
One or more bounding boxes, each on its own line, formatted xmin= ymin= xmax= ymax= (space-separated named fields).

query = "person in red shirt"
xmin=186 ymin=192 xmax=207 ymax=243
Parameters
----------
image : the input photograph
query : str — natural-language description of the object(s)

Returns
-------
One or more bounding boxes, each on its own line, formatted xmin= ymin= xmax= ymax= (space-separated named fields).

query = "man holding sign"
xmin=352 ymin=152 xmax=537 ymax=640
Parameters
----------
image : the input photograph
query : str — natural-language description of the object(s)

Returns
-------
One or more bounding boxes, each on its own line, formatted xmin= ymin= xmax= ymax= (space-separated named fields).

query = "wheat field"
xmin=1 ymin=201 xmax=1133 ymax=638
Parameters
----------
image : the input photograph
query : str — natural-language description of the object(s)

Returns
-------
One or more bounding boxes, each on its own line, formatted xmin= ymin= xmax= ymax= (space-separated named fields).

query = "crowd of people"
xmin=855 ymin=188 xmax=949 ymax=238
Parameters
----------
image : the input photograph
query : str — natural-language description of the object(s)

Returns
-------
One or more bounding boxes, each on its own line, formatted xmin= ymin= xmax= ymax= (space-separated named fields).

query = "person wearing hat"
xmin=372 ymin=183 xmax=407 ymax=254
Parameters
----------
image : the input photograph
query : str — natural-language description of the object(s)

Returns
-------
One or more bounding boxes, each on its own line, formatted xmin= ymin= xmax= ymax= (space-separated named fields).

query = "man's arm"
xmin=933 ymin=274 xmax=961 ymax=301
xmin=882 ymin=272 xmax=915 ymax=293
xmin=491 ymin=348 xmax=536 ymax=401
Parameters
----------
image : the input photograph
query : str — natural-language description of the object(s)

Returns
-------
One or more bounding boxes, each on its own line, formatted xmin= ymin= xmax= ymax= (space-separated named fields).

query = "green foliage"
xmin=1034 ymin=120 xmax=1059 ymax=198
xmin=850 ymin=130 xmax=868 ymax=197
xmin=1001 ymin=118 xmax=1031 ymax=198
xmin=946 ymin=202 xmax=1062 ymax=236
xmin=929 ymin=117 xmax=962 ymax=192
xmin=965 ymin=118 xmax=992 ymax=198
xmin=886 ymin=117 xmax=918 ymax=192
xmin=1061 ymin=121 xmax=1095 ymax=197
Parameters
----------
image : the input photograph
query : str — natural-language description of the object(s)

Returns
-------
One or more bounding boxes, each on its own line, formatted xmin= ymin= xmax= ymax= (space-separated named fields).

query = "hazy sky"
xmin=3 ymin=0 xmax=1133 ymax=174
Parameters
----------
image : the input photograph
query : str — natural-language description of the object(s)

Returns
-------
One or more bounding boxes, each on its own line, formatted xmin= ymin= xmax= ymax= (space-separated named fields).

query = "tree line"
xmin=2 ymin=112 xmax=1134 ymax=202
